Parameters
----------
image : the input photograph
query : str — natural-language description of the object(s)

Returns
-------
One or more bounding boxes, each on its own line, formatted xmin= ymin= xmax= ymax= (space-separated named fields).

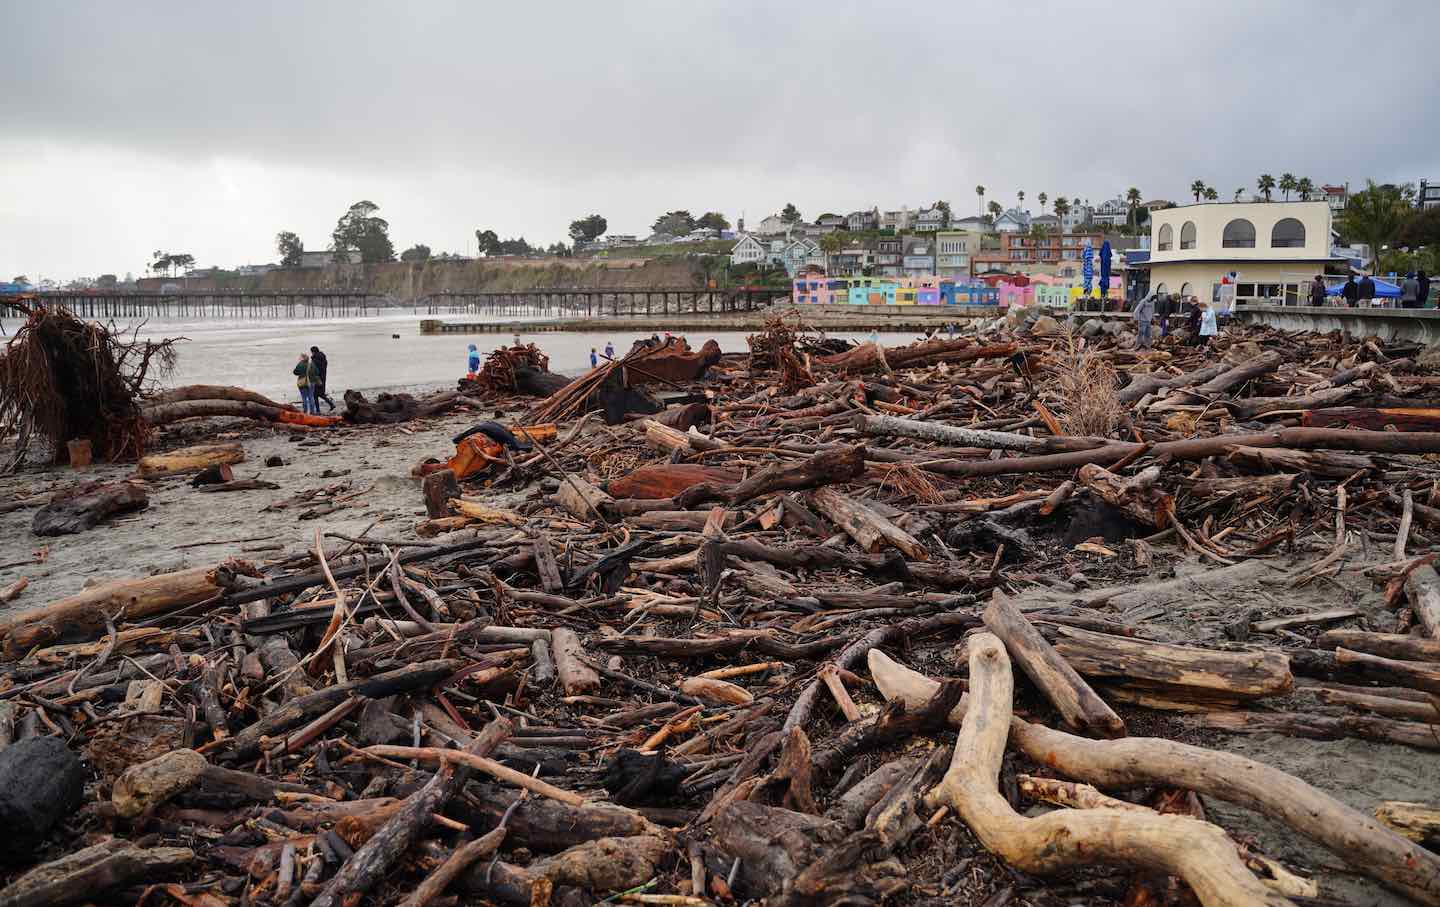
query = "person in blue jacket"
xmin=467 ymin=344 xmax=480 ymax=374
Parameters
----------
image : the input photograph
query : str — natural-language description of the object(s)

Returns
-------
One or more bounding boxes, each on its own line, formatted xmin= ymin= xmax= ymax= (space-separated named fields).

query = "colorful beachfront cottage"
xmin=793 ymin=276 xmax=999 ymax=306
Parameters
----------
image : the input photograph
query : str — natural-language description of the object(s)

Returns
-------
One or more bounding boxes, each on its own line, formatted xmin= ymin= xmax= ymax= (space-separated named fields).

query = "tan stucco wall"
xmin=1148 ymin=261 xmax=1323 ymax=300
xmin=1149 ymin=200 xmax=1331 ymax=263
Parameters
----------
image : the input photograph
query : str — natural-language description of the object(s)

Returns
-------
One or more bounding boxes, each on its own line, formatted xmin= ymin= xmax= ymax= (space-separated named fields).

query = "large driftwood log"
xmin=1229 ymin=385 xmax=1359 ymax=420
xmin=1197 ymin=709 xmax=1440 ymax=751
xmin=1050 ymin=625 xmax=1292 ymax=701
xmin=552 ymin=628 xmax=600 ymax=696
xmin=871 ymin=654 xmax=1440 ymax=906
xmin=924 ymin=632 xmax=1292 ymax=907
xmin=1118 ymin=362 xmax=1229 ymax=404
xmin=675 ymin=445 xmax=866 ymax=509
xmin=982 ymin=592 xmax=1124 ymax=738
xmin=1076 ymin=464 xmax=1172 ymax=529
xmin=135 ymin=442 xmax=245 ymax=476
xmin=1317 ymin=628 xmax=1440 ymax=662
xmin=608 ymin=464 xmax=741 ymax=500
xmin=1227 ymin=445 xmax=1377 ymax=479
xmin=851 ymin=413 xmax=1079 ymax=452
xmin=811 ymin=487 xmax=927 ymax=561
xmin=1304 ymin=406 xmax=1440 ymax=431
xmin=1191 ymin=350 xmax=1284 ymax=396
xmin=0 ymin=840 xmax=193 ymax=907
xmin=32 ymin=481 xmax=148 ymax=536
xmin=309 ymin=718 xmax=512 ymax=907
xmin=1375 ymin=801 xmax=1440 ymax=850
xmin=146 ymin=384 xmax=292 ymax=408
xmin=1331 ymin=647 xmax=1440 ymax=694
xmin=1405 ymin=564 xmax=1440 ymax=640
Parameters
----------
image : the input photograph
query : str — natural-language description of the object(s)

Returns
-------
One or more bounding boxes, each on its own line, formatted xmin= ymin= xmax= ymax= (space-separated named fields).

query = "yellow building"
xmin=1143 ymin=200 xmax=1344 ymax=306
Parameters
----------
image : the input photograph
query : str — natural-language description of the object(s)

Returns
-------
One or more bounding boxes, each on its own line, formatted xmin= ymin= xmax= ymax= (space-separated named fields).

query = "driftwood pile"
xmin=6 ymin=321 xmax=1440 ymax=905
xmin=462 ymin=343 xmax=571 ymax=399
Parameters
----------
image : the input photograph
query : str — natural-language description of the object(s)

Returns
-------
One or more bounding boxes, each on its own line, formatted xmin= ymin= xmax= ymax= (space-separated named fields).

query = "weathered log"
xmin=224 ymin=659 xmax=463 ymax=760
xmin=1191 ymin=350 xmax=1284 ymax=395
xmin=1406 ymin=565 xmax=1440 ymax=640
xmin=0 ymin=839 xmax=193 ymax=907
xmin=649 ymin=402 xmax=712 ymax=431
xmin=552 ymin=628 xmax=600 ymax=696
xmin=609 ymin=464 xmax=741 ymax=500
xmin=1315 ymin=687 xmax=1440 ymax=723
xmin=1375 ymin=801 xmax=1440 ymax=850
xmin=1229 ymin=385 xmax=1359 ymax=419
xmin=0 ymin=737 xmax=85 ymax=852
xmin=1117 ymin=362 xmax=1229 ymax=404
xmin=135 ymin=442 xmax=246 ymax=475
xmin=458 ymin=835 xmax=673 ymax=906
xmin=397 ymin=827 xmax=507 ymax=907
xmin=147 ymin=384 xmax=292 ymax=408
xmin=925 ymin=632 xmax=1292 ymax=907
xmin=811 ymin=487 xmax=927 ymax=560
xmin=1227 ymin=445 xmax=1376 ymax=479
xmin=32 ymin=481 xmax=148 ymax=536
xmin=826 ymin=757 xmax=921 ymax=829
xmin=851 ymin=413 xmax=1089 ymax=452
xmin=0 ymin=561 xmax=246 ymax=657
xmin=1332 ymin=647 xmax=1440 ymax=694
xmin=1188 ymin=473 xmax=1298 ymax=500
xmin=1050 ymin=625 xmax=1292 ymax=700
xmin=309 ymin=718 xmax=512 ymax=907
xmin=679 ymin=676 xmax=753 ymax=705
xmin=812 ymin=679 xmax=965 ymax=776
xmin=453 ymin=783 xmax=663 ymax=853
xmin=1304 ymin=406 xmax=1440 ymax=431
xmin=1076 ymin=464 xmax=1171 ymax=529
xmin=983 ymin=591 xmax=1124 ymax=738
xmin=422 ymin=469 xmax=461 ymax=519
xmin=674 ymin=445 xmax=866 ymax=510
xmin=553 ymin=476 xmax=614 ymax=521
xmin=112 ymin=748 xmax=210 ymax=818
xmin=1197 ymin=709 xmax=1440 ymax=751
xmin=1317 ymin=629 xmax=1440 ymax=662
xmin=630 ymin=510 xmax=735 ymax=531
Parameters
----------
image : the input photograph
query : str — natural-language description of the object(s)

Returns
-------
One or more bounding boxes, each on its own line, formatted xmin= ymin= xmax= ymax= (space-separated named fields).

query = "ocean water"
xmin=0 ymin=309 xmax=923 ymax=405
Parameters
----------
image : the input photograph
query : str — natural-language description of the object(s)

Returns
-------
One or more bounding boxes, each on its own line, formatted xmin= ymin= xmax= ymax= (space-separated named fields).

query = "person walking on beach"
xmin=1402 ymin=273 xmax=1422 ymax=309
xmin=309 ymin=345 xmax=335 ymax=412
xmin=467 ymin=344 xmax=480 ymax=375
xmin=294 ymin=353 xmax=318 ymax=415
xmin=590 ymin=347 xmax=599 ymax=368
xmin=1341 ymin=275 xmax=1359 ymax=307
xmin=1359 ymin=273 xmax=1376 ymax=308
xmin=604 ymin=340 xmax=615 ymax=359
xmin=1309 ymin=275 xmax=1327 ymax=307
xmin=1131 ymin=292 xmax=1156 ymax=350
xmin=1198 ymin=301 xmax=1218 ymax=351
xmin=1419 ymin=270 xmax=1432 ymax=308
xmin=1184 ymin=295 xmax=1202 ymax=345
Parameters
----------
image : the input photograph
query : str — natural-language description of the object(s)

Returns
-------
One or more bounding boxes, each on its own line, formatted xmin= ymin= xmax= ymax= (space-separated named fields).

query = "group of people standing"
xmin=1330 ymin=271 xmax=1431 ymax=308
xmin=293 ymin=346 xmax=335 ymax=415
xmin=1132 ymin=292 xmax=1217 ymax=351
xmin=589 ymin=341 xmax=616 ymax=368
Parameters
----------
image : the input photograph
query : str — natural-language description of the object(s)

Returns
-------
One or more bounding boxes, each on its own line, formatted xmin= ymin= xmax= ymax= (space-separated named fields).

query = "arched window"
xmin=1271 ymin=218 xmax=1306 ymax=248
xmin=1155 ymin=283 xmax=1168 ymax=296
xmin=1180 ymin=282 xmax=1193 ymax=298
xmin=1222 ymin=219 xmax=1256 ymax=248
xmin=1157 ymin=223 xmax=1173 ymax=251
xmin=1180 ymin=221 xmax=1196 ymax=250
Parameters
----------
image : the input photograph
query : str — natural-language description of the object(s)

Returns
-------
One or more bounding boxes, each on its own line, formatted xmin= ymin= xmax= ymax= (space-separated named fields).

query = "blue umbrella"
xmin=1098 ymin=240 xmax=1112 ymax=299
xmin=1081 ymin=243 xmax=1094 ymax=295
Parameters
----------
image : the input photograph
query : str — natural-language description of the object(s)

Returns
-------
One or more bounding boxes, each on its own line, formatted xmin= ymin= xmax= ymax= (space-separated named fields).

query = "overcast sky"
xmin=3 ymin=0 xmax=1438 ymax=280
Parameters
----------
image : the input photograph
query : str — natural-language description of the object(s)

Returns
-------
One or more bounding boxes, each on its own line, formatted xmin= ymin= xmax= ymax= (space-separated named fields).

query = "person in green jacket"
xmin=294 ymin=353 xmax=318 ymax=414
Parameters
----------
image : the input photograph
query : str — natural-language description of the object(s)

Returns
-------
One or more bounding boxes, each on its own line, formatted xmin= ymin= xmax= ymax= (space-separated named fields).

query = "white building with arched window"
xmin=1139 ymin=200 xmax=1344 ymax=306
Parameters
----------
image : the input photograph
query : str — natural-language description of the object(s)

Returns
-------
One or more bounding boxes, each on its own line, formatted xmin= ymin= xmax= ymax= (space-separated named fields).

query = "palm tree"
xmin=1125 ymin=187 xmax=1141 ymax=229
xmin=1038 ymin=192 xmax=1048 ymax=213
xmin=1053 ymin=196 xmax=1070 ymax=228
xmin=987 ymin=200 xmax=1003 ymax=222
xmin=1296 ymin=177 xmax=1315 ymax=201
xmin=1279 ymin=173 xmax=1297 ymax=201
xmin=1204 ymin=187 xmax=1219 ymax=202
xmin=819 ymin=232 xmax=844 ymax=274
xmin=975 ymin=185 xmax=985 ymax=217
xmin=1234 ymin=188 xmax=1245 ymax=202
xmin=1190 ymin=180 xmax=1206 ymax=203
xmin=1338 ymin=180 xmax=1409 ymax=271
xmin=1017 ymin=190 xmax=1025 ymax=210
xmin=1257 ymin=174 xmax=1276 ymax=201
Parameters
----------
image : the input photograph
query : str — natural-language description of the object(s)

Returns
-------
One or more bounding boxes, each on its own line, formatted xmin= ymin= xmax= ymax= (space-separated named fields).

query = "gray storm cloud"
xmin=2 ymin=0 xmax=1437 ymax=278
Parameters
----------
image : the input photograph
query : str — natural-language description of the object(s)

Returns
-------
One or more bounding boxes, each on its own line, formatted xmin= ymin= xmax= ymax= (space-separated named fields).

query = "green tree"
xmin=497 ymin=237 xmax=533 ymax=255
xmin=1234 ymin=187 xmax=1245 ymax=202
xmin=1296 ymin=177 xmax=1315 ymax=201
xmin=1339 ymin=181 xmax=1410 ymax=269
xmin=1279 ymin=173 xmax=1297 ymax=201
xmin=1038 ymin=192 xmax=1048 ymax=213
xmin=1257 ymin=174 xmax=1276 ymax=201
xmin=934 ymin=200 xmax=952 ymax=227
xmin=1017 ymin=189 xmax=1025 ymax=209
xmin=475 ymin=229 xmax=502 ymax=256
xmin=1053 ymin=196 xmax=1071 ymax=222
xmin=546 ymin=242 xmax=571 ymax=256
xmin=987 ymin=200 xmax=1003 ymax=221
xmin=652 ymin=210 xmax=695 ymax=236
xmin=1190 ymin=180 xmax=1206 ymax=203
xmin=96 ymin=274 xmax=117 ymax=288
xmin=400 ymin=243 xmax=432 ymax=262
xmin=818 ymin=232 xmax=844 ymax=273
xmin=170 ymin=252 xmax=195 ymax=274
xmin=332 ymin=200 xmax=395 ymax=262
xmin=1398 ymin=206 xmax=1440 ymax=248
xmin=1204 ymin=187 xmax=1219 ymax=202
xmin=1125 ymin=187 xmax=1141 ymax=228
xmin=697 ymin=211 xmax=730 ymax=232
xmin=567 ymin=214 xmax=608 ymax=244
xmin=276 ymin=231 xmax=304 ymax=267
xmin=151 ymin=250 xmax=171 ymax=277
xmin=780 ymin=203 xmax=802 ymax=223
xmin=975 ymin=185 xmax=985 ymax=217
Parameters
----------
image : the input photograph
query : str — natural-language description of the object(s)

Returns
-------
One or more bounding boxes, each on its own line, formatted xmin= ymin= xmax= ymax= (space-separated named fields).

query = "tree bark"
xmin=811 ymin=487 xmax=928 ymax=560
xmin=1229 ymin=385 xmax=1358 ymax=420
xmin=1227 ymin=446 xmax=1376 ymax=479
xmin=982 ymin=592 xmax=1125 ymax=738
xmin=609 ymin=464 xmax=741 ymax=500
xmin=1117 ymin=362 xmax=1229 ymax=404
xmin=32 ymin=481 xmax=148 ymax=536
xmin=135 ymin=442 xmax=246 ymax=476
xmin=1050 ymin=625 xmax=1292 ymax=701
xmin=925 ymin=632 xmax=1292 ymax=907
xmin=422 ymin=469 xmax=460 ymax=519
xmin=1317 ymin=628 xmax=1440 ymax=662
xmin=1190 ymin=350 xmax=1283 ymax=396
xmin=1076 ymin=464 xmax=1171 ymax=529
xmin=1303 ymin=406 xmax=1440 ymax=431
xmin=1332 ymin=647 xmax=1440 ymax=694
xmin=1197 ymin=709 xmax=1440 ymax=751
xmin=1406 ymin=564 xmax=1440 ymax=639
xmin=851 ymin=413 xmax=1086 ymax=452
xmin=551 ymin=628 xmax=600 ymax=696
xmin=0 ymin=840 xmax=193 ymax=907
xmin=674 ymin=445 xmax=866 ymax=509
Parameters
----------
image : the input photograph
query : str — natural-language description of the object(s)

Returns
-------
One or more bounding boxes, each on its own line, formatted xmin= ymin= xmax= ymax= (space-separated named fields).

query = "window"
xmin=1180 ymin=282 xmax=1193 ymax=298
xmin=1180 ymin=221 xmax=1196 ymax=250
xmin=1157 ymin=224 xmax=1173 ymax=250
xmin=1222 ymin=219 xmax=1256 ymax=248
xmin=1271 ymin=218 xmax=1306 ymax=248
xmin=1155 ymin=283 xmax=1169 ymax=295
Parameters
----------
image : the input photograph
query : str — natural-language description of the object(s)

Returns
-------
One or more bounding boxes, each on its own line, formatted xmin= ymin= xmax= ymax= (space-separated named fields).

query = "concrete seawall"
xmin=418 ymin=303 xmax=1006 ymax=335
xmin=1232 ymin=305 xmax=1440 ymax=344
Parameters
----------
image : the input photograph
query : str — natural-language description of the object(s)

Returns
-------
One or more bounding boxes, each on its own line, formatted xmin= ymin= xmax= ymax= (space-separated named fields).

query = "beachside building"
xmin=1322 ymin=184 xmax=1349 ymax=215
xmin=1059 ymin=203 xmax=1093 ymax=232
xmin=1418 ymin=179 xmax=1440 ymax=210
xmin=754 ymin=214 xmax=790 ymax=236
xmin=902 ymin=236 xmax=934 ymax=277
xmin=875 ymin=236 xmax=903 ymax=276
xmin=1090 ymin=197 xmax=1130 ymax=228
xmin=846 ymin=208 xmax=880 ymax=232
xmin=816 ymin=214 xmax=847 ymax=231
xmin=1141 ymin=200 xmax=1345 ymax=306
xmin=779 ymin=237 xmax=822 ymax=276
xmin=729 ymin=234 xmax=768 ymax=267
xmin=914 ymin=207 xmax=947 ymax=232
xmin=950 ymin=215 xmax=991 ymax=233
xmin=829 ymin=246 xmax=875 ymax=277
xmin=934 ymin=229 xmax=981 ymax=278
xmin=970 ymin=230 xmax=1104 ymax=273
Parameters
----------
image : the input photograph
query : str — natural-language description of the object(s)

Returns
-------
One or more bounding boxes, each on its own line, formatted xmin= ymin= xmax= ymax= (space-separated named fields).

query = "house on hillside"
xmin=299 ymin=250 xmax=361 ymax=267
xmin=816 ymin=213 xmax=847 ymax=231
xmin=935 ymin=229 xmax=980 ymax=278
xmin=902 ymin=236 xmax=934 ymax=276
xmin=730 ymin=234 xmax=768 ymax=267
xmin=950 ymin=215 xmax=990 ymax=232
xmin=1090 ymin=197 xmax=1130 ymax=228
xmin=846 ymin=208 xmax=879 ymax=232
xmin=993 ymin=208 xmax=1031 ymax=233
xmin=915 ymin=207 xmax=946 ymax=232
xmin=881 ymin=208 xmax=914 ymax=232
xmin=875 ymin=236 xmax=903 ymax=276
xmin=1031 ymin=214 xmax=1061 ymax=232
xmin=780 ymin=237 xmax=822 ymax=276
xmin=755 ymin=214 xmax=790 ymax=236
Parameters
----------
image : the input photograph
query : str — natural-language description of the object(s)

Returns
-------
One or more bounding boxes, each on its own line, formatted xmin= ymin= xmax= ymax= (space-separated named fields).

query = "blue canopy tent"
xmin=1326 ymin=278 xmax=1401 ymax=299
